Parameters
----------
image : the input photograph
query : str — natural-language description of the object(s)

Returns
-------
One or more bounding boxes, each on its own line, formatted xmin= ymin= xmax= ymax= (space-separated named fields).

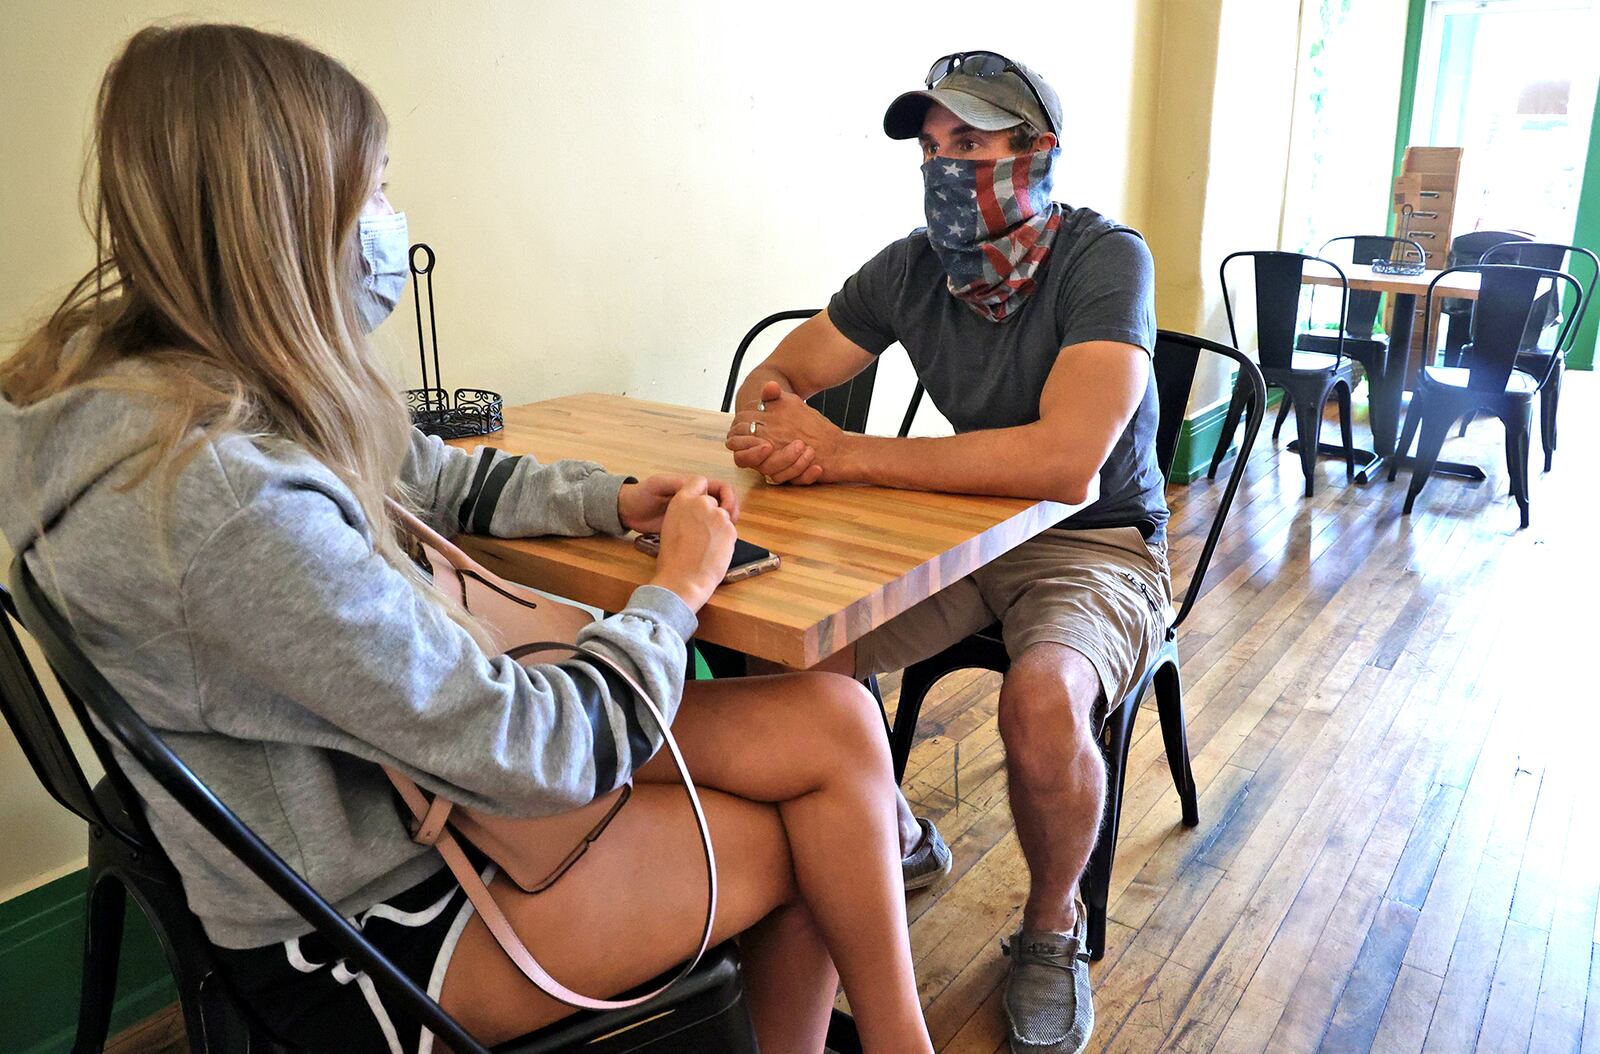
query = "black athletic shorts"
xmin=214 ymin=864 xmax=483 ymax=1054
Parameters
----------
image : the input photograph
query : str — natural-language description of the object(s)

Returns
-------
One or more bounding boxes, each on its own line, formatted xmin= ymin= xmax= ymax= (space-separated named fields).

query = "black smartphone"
xmin=632 ymin=534 xmax=781 ymax=583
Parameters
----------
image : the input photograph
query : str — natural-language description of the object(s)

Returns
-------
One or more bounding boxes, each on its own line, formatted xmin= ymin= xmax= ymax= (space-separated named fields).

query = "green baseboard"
xmin=1 ymin=868 xmax=177 ymax=1054
xmin=1169 ymin=390 xmax=1283 ymax=486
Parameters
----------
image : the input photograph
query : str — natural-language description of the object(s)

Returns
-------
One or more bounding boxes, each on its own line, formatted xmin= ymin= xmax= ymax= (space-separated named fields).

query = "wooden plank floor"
xmin=888 ymin=376 xmax=1600 ymax=1053
xmin=111 ymin=379 xmax=1599 ymax=1053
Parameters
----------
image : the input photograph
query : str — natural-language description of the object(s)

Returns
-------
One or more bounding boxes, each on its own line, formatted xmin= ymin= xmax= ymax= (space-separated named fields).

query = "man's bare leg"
xmin=997 ymin=642 xmax=1104 ymax=930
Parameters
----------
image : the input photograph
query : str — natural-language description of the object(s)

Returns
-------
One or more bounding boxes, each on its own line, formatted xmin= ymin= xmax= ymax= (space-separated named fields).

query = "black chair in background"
xmin=1441 ymin=229 xmax=1534 ymax=363
xmin=3 ymin=574 xmax=766 ymax=1054
xmin=1389 ymin=264 xmax=1582 ymax=528
xmin=1478 ymin=241 xmax=1599 ymax=470
xmin=1208 ymin=251 xmax=1356 ymax=497
xmin=720 ymin=308 xmax=922 ymax=438
xmin=1288 ymin=235 xmax=1427 ymax=462
xmin=886 ymin=331 xmax=1268 ymax=960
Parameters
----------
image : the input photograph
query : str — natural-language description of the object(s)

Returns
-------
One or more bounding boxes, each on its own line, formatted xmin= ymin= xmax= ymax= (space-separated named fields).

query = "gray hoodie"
xmin=0 ymin=373 xmax=697 ymax=948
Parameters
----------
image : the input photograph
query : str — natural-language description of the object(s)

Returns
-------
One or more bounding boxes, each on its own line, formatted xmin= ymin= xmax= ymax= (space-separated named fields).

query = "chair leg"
xmin=1457 ymin=409 xmax=1474 ymax=438
xmin=890 ymin=664 xmax=941 ymax=785
xmin=1207 ymin=379 xmax=1250 ymax=481
xmin=1403 ymin=403 xmax=1453 ymax=515
xmin=1504 ymin=409 xmax=1532 ymax=529
xmin=71 ymin=873 xmax=127 ymax=1054
xmin=827 ymin=1009 xmax=863 ymax=1054
xmin=1271 ymin=396 xmax=1291 ymax=443
xmin=1152 ymin=660 xmax=1198 ymax=828
xmin=1336 ymin=380 xmax=1355 ymax=482
xmin=1540 ymin=362 xmax=1561 ymax=472
xmin=117 ymin=875 xmax=220 ymax=1054
xmin=1080 ymin=699 xmax=1139 ymax=962
xmin=863 ymin=674 xmax=891 ymax=744
xmin=1292 ymin=389 xmax=1327 ymax=498
xmin=1389 ymin=396 xmax=1424 ymax=482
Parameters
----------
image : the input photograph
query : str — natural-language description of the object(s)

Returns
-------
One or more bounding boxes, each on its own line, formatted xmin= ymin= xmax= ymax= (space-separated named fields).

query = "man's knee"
xmin=997 ymin=643 xmax=1101 ymax=749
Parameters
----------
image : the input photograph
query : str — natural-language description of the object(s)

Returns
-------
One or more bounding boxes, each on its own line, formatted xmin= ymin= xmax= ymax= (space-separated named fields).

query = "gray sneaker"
xmin=900 ymin=817 xmax=953 ymax=892
xmin=1001 ymin=902 xmax=1094 ymax=1053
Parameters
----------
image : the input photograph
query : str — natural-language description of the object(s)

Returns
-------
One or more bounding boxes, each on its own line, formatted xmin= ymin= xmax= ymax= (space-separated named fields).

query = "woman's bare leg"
xmin=739 ymin=899 xmax=839 ymax=1049
xmin=748 ymin=650 xmax=925 ymax=856
xmin=440 ymin=784 xmax=825 ymax=1048
xmin=634 ymin=673 xmax=932 ymax=1050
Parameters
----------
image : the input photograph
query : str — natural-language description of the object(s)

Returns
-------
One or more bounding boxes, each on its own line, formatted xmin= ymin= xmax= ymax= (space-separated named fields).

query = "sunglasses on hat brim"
xmin=924 ymin=51 xmax=1056 ymax=137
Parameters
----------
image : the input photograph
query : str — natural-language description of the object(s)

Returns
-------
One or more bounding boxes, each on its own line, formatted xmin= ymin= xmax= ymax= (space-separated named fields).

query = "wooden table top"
xmin=446 ymin=394 xmax=1088 ymax=668
xmin=1303 ymin=263 xmax=1480 ymax=299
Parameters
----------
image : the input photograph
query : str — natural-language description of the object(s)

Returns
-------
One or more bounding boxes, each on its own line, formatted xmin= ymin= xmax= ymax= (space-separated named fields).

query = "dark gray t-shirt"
xmin=827 ymin=205 xmax=1168 ymax=540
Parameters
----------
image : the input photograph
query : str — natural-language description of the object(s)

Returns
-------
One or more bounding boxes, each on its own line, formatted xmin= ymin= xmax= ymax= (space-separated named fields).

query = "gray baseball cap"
xmin=883 ymin=55 xmax=1062 ymax=140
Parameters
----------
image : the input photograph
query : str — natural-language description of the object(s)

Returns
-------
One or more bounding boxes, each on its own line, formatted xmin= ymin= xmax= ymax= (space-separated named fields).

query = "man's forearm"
xmin=734 ymin=364 xmax=801 ymax=410
xmin=833 ymin=426 xmax=1097 ymax=505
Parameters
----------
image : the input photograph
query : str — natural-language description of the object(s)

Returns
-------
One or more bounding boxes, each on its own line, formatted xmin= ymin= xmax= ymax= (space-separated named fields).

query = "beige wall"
xmin=0 ymin=1 xmax=1164 ymax=898
xmin=1141 ymin=0 xmax=1226 ymax=338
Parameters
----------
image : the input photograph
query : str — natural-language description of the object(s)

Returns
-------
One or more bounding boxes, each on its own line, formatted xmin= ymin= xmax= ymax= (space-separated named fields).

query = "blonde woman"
xmin=0 ymin=24 xmax=932 ymax=1054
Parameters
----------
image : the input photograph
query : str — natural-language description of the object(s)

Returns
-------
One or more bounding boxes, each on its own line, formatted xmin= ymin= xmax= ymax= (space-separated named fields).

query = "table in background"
xmin=1301 ymin=264 xmax=1482 ymax=483
xmin=447 ymin=394 xmax=1092 ymax=668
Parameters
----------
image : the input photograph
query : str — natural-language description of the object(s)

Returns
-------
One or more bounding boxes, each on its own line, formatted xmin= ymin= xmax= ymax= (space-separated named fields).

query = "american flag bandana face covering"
xmin=922 ymin=148 xmax=1064 ymax=323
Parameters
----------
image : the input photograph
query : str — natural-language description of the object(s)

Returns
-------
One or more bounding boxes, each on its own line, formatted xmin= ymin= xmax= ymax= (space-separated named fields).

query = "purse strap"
xmin=381 ymin=500 xmax=717 ymax=1011
xmin=384 ymin=645 xmax=716 ymax=1011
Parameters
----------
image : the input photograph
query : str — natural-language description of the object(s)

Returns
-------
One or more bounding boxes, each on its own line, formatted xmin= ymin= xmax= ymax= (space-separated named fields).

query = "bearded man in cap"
xmin=726 ymin=52 xmax=1169 ymax=1054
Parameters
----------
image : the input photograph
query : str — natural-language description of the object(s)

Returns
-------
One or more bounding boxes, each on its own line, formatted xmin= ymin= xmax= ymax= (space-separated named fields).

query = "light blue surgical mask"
xmin=355 ymin=211 xmax=409 ymax=331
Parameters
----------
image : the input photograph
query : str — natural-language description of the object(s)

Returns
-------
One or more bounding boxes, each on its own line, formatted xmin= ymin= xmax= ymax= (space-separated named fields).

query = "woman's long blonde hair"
xmin=2 ymin=23 xmax=487 ymax=645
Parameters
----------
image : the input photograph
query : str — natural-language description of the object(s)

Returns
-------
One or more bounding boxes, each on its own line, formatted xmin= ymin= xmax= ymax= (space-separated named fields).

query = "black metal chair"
xmin=1388 ymin=264 xmax=1583 ymax=528
xmin=1288 ymin=235 xmax=1427 ymax=444
xmin=3 ymin=572 xmax=763 ymax=1054
xmin=1478 ymin=241 xmax=1599 ymax=470
xmin=1208 ymin=251 xmax=1357 ymax=497
xmin=1441 ymin=230 xmax=1534 ymax=363
xmin=1 ymin=584 xmax=266 ymax=1053
xmin=703 ymin=307 xmax=922 ymax=690
xmin=721 ymin=309 xmax=919 ymax=438
xmin=885 ymin=331 xmax=1268 ymax=960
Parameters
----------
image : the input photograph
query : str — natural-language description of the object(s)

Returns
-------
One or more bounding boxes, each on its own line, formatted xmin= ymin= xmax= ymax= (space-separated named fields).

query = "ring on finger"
xmin=749 ymin=420 xmax=758 ymax=435
xmin=757 ymin=400 xmax=766 ymax=412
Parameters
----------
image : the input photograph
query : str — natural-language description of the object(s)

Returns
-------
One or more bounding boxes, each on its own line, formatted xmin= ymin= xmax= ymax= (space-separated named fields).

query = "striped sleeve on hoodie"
xmin=401 ymin=427 xmax=632 ymax=540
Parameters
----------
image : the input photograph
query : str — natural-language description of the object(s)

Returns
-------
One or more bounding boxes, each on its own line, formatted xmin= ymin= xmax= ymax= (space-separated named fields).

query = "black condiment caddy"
xmin=402 ymin=243 xmax=504 ymax=439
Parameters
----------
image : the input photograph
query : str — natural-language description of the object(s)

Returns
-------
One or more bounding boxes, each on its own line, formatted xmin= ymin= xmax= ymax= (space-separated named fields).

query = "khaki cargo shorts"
xmin=854 ymin=526 xmax=1173 ymax=724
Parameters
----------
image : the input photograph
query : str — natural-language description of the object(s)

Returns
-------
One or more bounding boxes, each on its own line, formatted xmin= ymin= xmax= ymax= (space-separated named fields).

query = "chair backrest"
xmin=1480 ymin=241 xmax=1599 ymax=355
xmin=1423 ymin=264 xmax=1582 ymax=393
xmin=1151 ymin=331 xmax=1267 ymax=631
xmin=7 ymin=557 xmax=495 ymax=1054
xmin=897 ymin=384 xmax=926 ymax=438
xmin=721 ymin=309 xmax=882 ymax=433
xmin=0 ymin=583 xmax=147 ymax=850
xmin=1317 ymin=235 xmax=1426 ymax=339
xmin=1448 ymin=229 xmax=1533 ymax=268
xmin=1220 ymin=250 xmax=1348 ymax=371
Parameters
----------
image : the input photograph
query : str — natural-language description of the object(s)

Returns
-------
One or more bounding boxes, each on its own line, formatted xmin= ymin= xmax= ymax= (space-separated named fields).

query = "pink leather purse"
xmin=382 ymin=501 xmax=716 ymax=1010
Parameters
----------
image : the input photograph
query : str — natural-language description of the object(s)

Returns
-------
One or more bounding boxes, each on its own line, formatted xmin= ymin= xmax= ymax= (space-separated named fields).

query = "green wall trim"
xmin=1169 ymin=389 xmax=1282 ymax=486
xmin=1390 ymin=0 xmax=1428 ymax=189
xmin=1 ymin=868 xmax=177 ymax=1054
xmin=1568 ymin=78 xmax=1600 ymax=370
xmin=1169 ymin=398 xmax=1235 ymax=486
